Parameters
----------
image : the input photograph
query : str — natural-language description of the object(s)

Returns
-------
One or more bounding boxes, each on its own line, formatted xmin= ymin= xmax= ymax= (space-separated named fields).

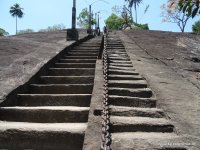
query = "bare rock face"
xmin=0 ymin=30 xmax=87 ymax=102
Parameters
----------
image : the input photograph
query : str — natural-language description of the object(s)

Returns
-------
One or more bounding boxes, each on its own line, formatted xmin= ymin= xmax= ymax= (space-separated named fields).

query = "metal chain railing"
xmin=100 ymin=33 xmax=111 ymax=150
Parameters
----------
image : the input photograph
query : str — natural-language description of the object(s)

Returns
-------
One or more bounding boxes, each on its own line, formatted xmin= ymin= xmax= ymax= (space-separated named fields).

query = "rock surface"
xmin=120 ymin=30 xmax=200 ymax=149
xmin=0 ymin=30 xmax=87 ymax=101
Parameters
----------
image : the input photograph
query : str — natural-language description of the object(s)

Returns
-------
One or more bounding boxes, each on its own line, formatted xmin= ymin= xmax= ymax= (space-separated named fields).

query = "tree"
xmin=161 ymin=0 xmax=191 ymax=32
xmin=174 ymin=0 xmax=200 ymax=18
xmin=112 ymin=5 xmax=132 ymax=28
xmin=105 ymin=13 xmax=124 ymax=30
xmin=9 ymin=3 xmax=24 ymax=35
xmin=192 ymin=20 xmax=200 ymax=32
xmin=0 ymin=28 xmax=9 ymax=36
xmin=125 ymin=0 xmax=143 ymax=23
xmin=121 ymin=5 xmax=133 ymax=27
xmin=77 ymin=8 xmax=96 ymax=29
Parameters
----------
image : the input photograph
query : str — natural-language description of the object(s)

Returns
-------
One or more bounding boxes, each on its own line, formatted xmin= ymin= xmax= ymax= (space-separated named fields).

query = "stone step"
xmin=59 ymin=59 xmax=96 ymax=63
xmin=109 ymin=66 xmax=135 ymax=71
xmin=110 ymin=116 xmax=174 ymax=133
xmin=69 ymin=49 xmax=99 ymax=54
xmin=109 ymin=95 xmax=156 ymax=108
xmin=76 ymin=45 xmax=100 ymax=47
xmin=107 ymin=46 xmax=124 ymax=48
xmin=108 ymin=75 xmax=143 ymax=80
xmin=108 ymin=57 xmax=130 ymax=61
xmin=40 ymin=76 xmax=94 ymax=84
xmin=49 ymin=68 xmax=95 ymax=76
xmin=107 ymin=47 xmax=125 ymax=49
xmin=107 ymin=52 xmax=127 ymax=54
xmin=108 ymin=53 xmax=129 ymax=58
xmin=66 ymin=52 xmax=98 ymax=56
xmin=30 ymin=84 xmax=93 ymax=94
xmin=17 ymin=94 xmax=91 ymax=106
xmin=107 ymin=43 xmax=124 ymax=46
xmin=0 ymin=106 xmax=90 ymax=123
xmin=108 ymin=80 xmax=147 ymax=88
xmin=0 ymin=122 xmax=87 ymax=149
xmin=107 ymin=51 xmax=126 ymax=53
xmin=108 ymin=69 xmax=139 ymax=75
xmin=64 ymin=56 xmax=97 ymax=59
xmin=109 ymin=63 xmax=133 ymax=67
xmin=109 ymin=106 xmax=165 ymax=118
xmin=79 ymin=42 xmax=101 ymax=45
xmin=108 ymin=60 xmax=132 ymax=64
xmin=108 ymin=88 xmax=153 ymax=98
xmin=111 ymin=132 xmax=187 ymax=150
xmin=73 ymin=47 xmax=100 ymax=50
xmin=54 ymin=63 xmax=96 ymax=68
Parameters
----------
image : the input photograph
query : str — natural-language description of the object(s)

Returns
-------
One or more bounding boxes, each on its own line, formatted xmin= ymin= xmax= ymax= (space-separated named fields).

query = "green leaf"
xmin=182 ymin=4 xmax=188 ymax=13
xmin=192 ymin=7 xmax=199 ymax=18
xmin=178 ymin=0 xmax=184 ymax=10
xmin=187 ymin=4 xmax=194 ymax=16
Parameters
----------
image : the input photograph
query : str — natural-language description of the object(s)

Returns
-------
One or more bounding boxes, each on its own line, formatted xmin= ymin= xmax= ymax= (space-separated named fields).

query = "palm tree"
xmin=9 ymin=3 xmax=24 ymax=35
xmin=125 ymin=0 xmax=142 ymax=24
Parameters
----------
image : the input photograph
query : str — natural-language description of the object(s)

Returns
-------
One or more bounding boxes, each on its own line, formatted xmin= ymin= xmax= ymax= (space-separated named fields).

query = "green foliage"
xmin=38 ymin=24 xmax=65 ymax=32
xmin=0 ymin=28 xmax=9 ymax=36
xmin=77 ymin=8 xmax=96 ymax=29
xmin=112 ymin=6 xmax=133 ymax=28
xmin=134 ymin=23 xmax=149 ymax=30
xmin=177 ymin=0 xmax=200 ymax=18
xmin=18 ymin=29 xmax=34 ymax=34
xmin=125 ymin=0 xmax=143 ymax=23
xmin=105 ymin=13 xmax=124 ymax=30
xmin=192 ymin=20 xmax=200 ymax=33
xmin=9 ymin=3 xmax=24 ymax=18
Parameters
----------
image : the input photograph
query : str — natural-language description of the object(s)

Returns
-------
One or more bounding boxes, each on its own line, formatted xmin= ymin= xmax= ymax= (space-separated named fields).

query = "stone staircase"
xmin=0 ymin=38 xmax=101 ymax=149
xmin=105 ymin=35 xmax=187 ymax=150
xmin=0 ymin=34 xmax=191 ymax=150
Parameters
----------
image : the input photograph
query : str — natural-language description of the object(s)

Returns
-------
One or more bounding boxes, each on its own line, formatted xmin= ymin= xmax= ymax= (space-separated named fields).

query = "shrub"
xmin=18 ymin=29 xmax=34 ymax=34
xmin=39 ymin=24 xmax=65 ymax=32
xmin=192 ymin=20 xmax=200 ymax=33
xmin=0 ymin=28 xmax=9 ymax=36
xmin=134 ymin=23 xmax=149 ymax=30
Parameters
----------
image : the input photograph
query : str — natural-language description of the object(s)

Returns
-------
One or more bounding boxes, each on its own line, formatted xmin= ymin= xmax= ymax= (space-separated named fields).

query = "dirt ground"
xmin=119 ymin=30 xmax=200 ymax=149
xmin=0 ymin=29 xmax=87 ymax=102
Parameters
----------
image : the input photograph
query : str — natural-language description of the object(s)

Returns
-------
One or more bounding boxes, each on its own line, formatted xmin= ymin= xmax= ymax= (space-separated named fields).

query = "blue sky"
xmin=0 ymin=0 xmax=199 ymax=35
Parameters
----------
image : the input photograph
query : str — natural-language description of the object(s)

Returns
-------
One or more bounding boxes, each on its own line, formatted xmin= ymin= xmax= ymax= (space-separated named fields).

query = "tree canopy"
xmin=77 ymin=8 xmax=96 ymax=29
xmin=161 ymin=0 xmax=191 ymax=32
xmin=104 ymin=13 xmax=124 ymax=30
xmin=192 ymin=20 xmax=200 ymax=32
xmin=174 ymin=0 xmax=200 ymax=18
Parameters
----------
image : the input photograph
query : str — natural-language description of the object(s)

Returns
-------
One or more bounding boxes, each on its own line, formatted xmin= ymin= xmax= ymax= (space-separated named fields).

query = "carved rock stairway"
xmin=105 ymin=35 xmax=187 ymax=150
xmin=0 ymin=38 xmax=101 ymax=149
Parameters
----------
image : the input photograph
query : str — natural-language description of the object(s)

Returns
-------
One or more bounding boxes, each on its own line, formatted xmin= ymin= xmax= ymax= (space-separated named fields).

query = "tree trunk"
xmin=130 ymin=7 xmax=133 ymax=23
xmin=16 ymin=16 xmax=18 ymax=35
xmin=134 ymin=4 xmax=137 ymax=24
